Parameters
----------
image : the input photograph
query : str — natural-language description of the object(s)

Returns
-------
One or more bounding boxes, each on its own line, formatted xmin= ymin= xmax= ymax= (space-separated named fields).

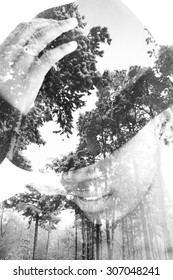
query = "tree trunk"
xmin=75 ymin=212 xmax=78 ymax=260
xmin=32 ymin=214 xmax=39 ymax=260
xmin=129 ymin=215 xmax=135 ymax=259
xmin=7 ymin=114 xmax=23 ymax=161
xmin=45 ymin=230 xmax=50 ymax=259
xmin=111 ymin=218 xmax=117 ymax=260
xmin=102 ymin=146 xmax=113 ymax=260
xmin=81 ymin=215 xmax=86 ymax=260
xmin=86 ymin=222 xmax=90 ymax=260
xmin=86 ymin=220 xmax=92 ymax=260
xmin=147 ymin=211 xmax=161 ymax=259
xmin=45 ymin=222 xmax=51 ymax=259
xmin=91 ymin=223 xmax=95 ymax=260
xmin=100 ymin=228 xmax=103 ymax=259
xmin=106 ymin=219 xmax=112 ymax=259
xmin=122 ymin=219 xmax=126 ymax=260
xmin=157 ymin=187 xmax=173 ymax=259
xmin=125 ymin=218 xmax=131 ymax=259
xmin=96 ymin=223 xmax=101 ymax=260
xmin=148 ymin=223 xmax=155 ymax=259
xmin=0 ymin=206 xmax=4 ymax=238
xmin=139 ymin=202 xmax=152 ymax=259
xmin=155 ymin=138 xmax=173 ymax=259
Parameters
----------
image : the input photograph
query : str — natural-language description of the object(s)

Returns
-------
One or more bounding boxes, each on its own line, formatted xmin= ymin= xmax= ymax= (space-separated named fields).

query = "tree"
xmin=35 ymin=3 xmax=112 ymax=136
xmin=0 ymin=2 xmax=112 ymax=169
xmin=56 ymin=41 xmax=173 ymax=259
xmin=3 ymin=190 xmax=64 ymax=259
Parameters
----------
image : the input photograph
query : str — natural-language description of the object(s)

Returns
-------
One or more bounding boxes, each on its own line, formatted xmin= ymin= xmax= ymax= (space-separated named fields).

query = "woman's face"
xmin=32 ymin=0 xmax=173 ymax=222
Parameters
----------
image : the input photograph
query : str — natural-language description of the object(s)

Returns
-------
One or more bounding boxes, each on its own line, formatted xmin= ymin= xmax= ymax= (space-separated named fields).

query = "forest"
xmin=1 ymin=2 xmax=173 ymax=260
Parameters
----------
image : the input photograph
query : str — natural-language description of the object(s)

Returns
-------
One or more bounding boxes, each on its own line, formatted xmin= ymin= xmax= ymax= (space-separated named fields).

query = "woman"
xmin=0 ymin=1 xmax=172 ymax=224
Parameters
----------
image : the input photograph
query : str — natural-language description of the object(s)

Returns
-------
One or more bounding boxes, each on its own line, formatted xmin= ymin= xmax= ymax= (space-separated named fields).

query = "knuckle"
xmin=15 ymin=22 xmax=27 ymax=32
xmin=58 ymin=19 xmax=70 ymax=29
xmin=34 ymin=29 xmax=44 ymax=39
xmin=16 ymin=22 xmax=27 ymax=28
xmin=42 ymin=51 xmax=54 ymax=64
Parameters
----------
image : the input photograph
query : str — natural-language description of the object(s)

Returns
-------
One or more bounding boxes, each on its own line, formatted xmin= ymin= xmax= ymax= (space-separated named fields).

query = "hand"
xmin=0 ymin=17 xmax=77 ymax=114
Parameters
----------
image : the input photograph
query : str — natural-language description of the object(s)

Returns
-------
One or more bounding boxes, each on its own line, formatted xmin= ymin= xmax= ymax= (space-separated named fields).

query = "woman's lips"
xmin=76 ymin=192 xmax=113 ymax=202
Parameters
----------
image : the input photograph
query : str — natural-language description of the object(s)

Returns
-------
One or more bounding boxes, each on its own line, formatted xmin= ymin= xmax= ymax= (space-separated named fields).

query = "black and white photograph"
xmin=0 ymin=0 xmax=173 ymax=265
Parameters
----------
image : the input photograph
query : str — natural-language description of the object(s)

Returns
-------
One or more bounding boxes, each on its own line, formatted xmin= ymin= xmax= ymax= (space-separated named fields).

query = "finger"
xmin=17 ymin=41 xmax=78 ymax=115
xmin=0 ymin=22 xmax=26 ymax=52
xmin=13 ymin=18 xmax=78 ymax=73
xmin=28 ymin=41 xmax=77 ymax=81
xmin=2 ymin=19 xmax=63 ymax=62
xmin=10 ymin=18 xmax=61 ymax=47
xmin=1 ymin=19 xmax=52 ymax=52
xmin=26 ymin=17 xmax=78 ymax=55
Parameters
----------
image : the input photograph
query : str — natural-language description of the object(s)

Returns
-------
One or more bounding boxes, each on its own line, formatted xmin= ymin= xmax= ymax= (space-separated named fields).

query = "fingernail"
xmin=67 ymin=17 xmax=78 ymax=28
xmin=68 ymin=41 xmax=78 ymax=52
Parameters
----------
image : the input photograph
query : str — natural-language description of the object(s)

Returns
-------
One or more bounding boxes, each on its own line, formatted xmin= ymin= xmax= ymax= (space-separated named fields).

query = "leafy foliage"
xmin=3 ymin=190 xmax=64 ymax=231
xmin=2 ymin=8 xmax=173 ymax=260
xmin=35 ymin=3 xmax=112 ymax=135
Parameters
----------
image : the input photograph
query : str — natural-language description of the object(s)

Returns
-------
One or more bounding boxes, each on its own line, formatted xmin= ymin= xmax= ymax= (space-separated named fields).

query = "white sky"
xmin=122 ymin=0 xmax=173 ymax=45
xmin=78 ymin=0 xmax=155 ymax=71
xmin=0 ymin=0 xmax=75 ymax=44
xmin=1 ymin=0 xmax=173 ymax=45
xmin=1 ymin=0 xmax=173 ymax=170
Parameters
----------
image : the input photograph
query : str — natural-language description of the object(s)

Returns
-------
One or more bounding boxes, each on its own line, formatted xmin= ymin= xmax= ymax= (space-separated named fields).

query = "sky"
xmin=1 ymin=0 xmax=173 ymax=45
xmin=122 ymin=0 xmax=173 ymax=46
xmin=1 ymin=0 xmax=173 ymax=170
xmin=78 ymin=0 xmax=155 ymax=71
